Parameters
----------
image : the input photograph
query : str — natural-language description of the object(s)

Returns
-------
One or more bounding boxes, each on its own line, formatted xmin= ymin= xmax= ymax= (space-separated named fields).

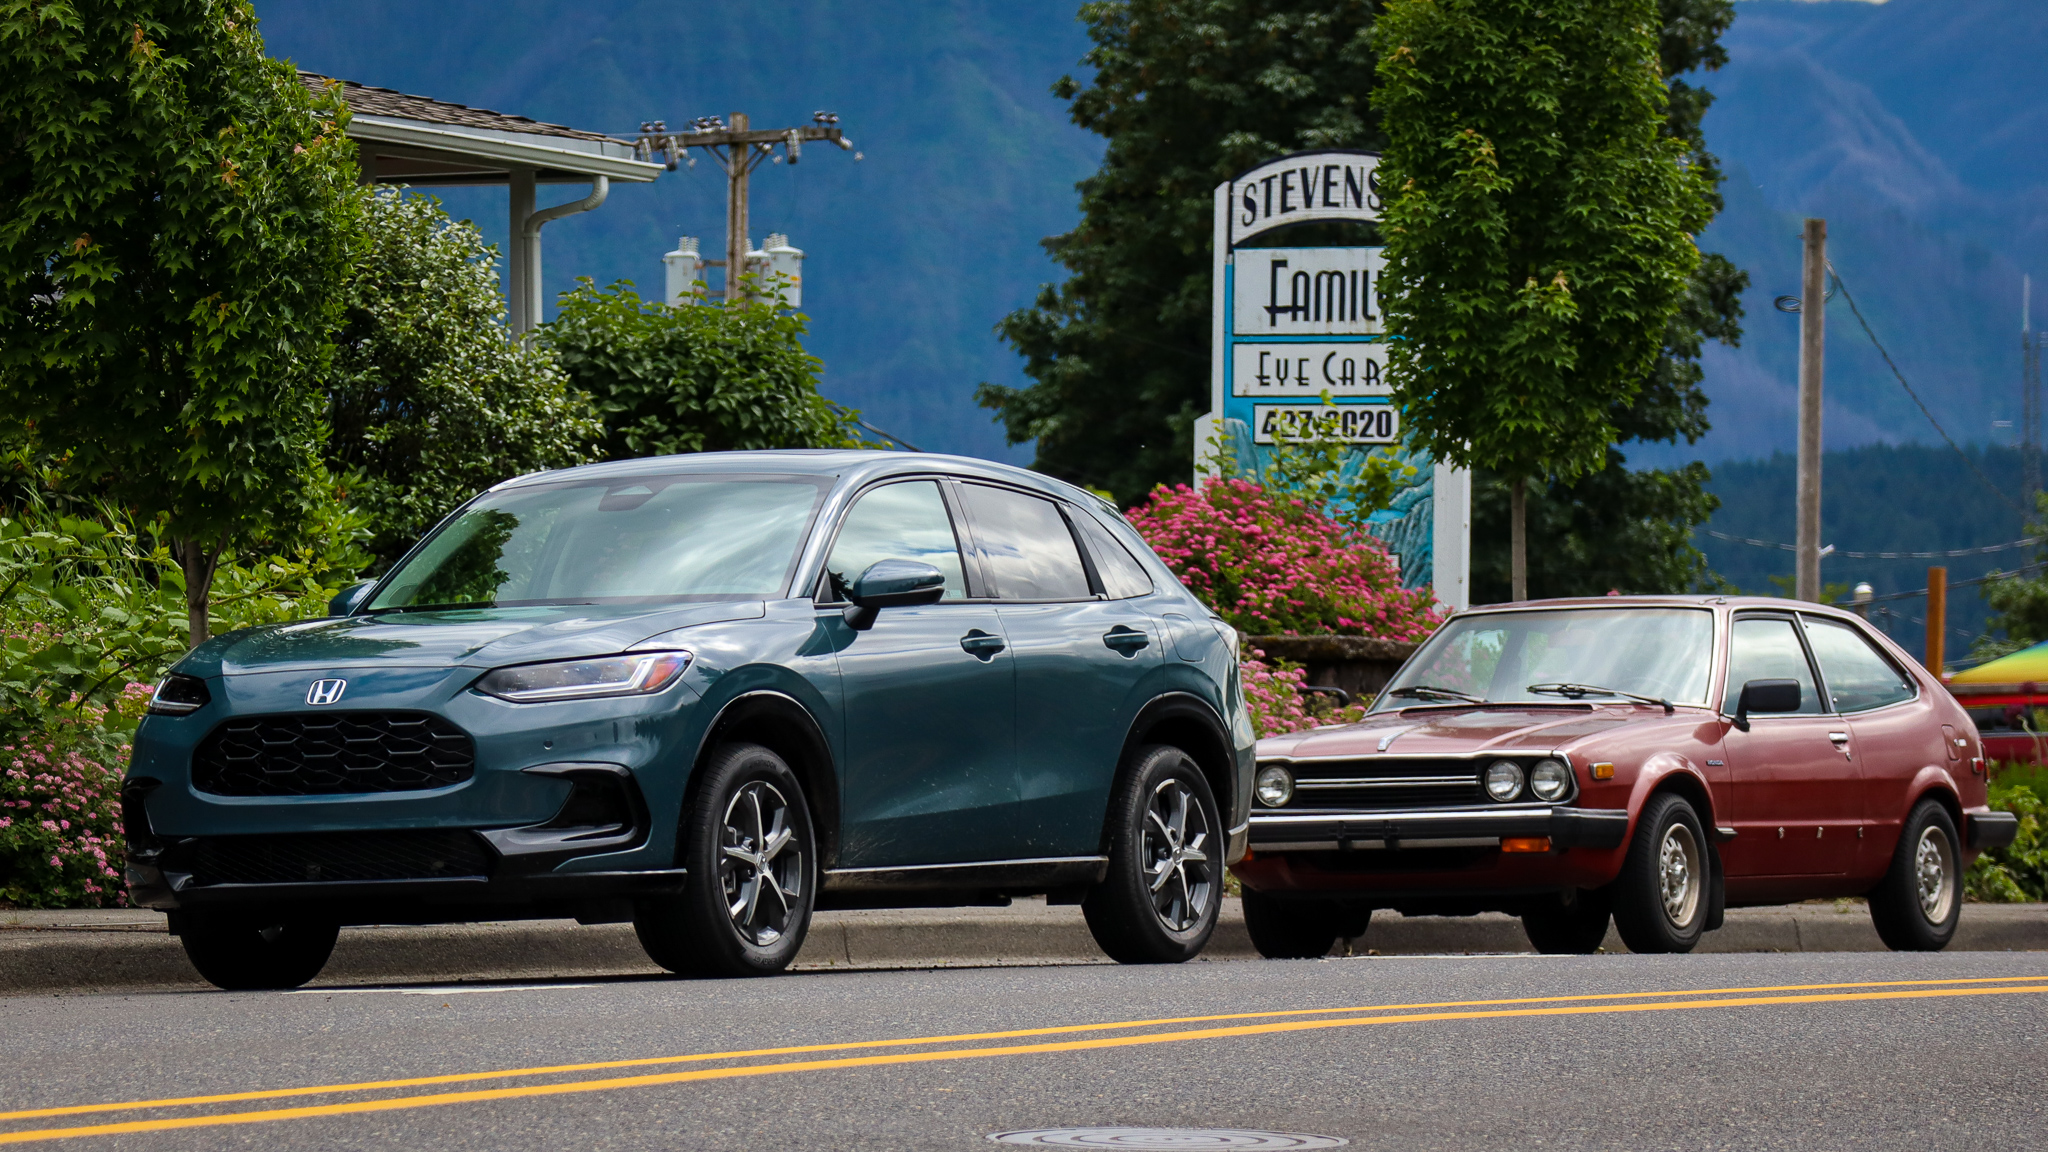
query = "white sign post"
xmin=1194 ymin=150 xmax=1470 ymax=610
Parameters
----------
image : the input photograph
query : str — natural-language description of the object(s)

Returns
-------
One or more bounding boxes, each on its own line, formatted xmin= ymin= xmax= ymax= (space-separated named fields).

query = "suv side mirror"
xmin=843 ymin=559 xmax=946 ymax=631
xmin=328 ymin=580 xmax=376 ymax=618
xmin=1733 ymin=677 xmax=1801 ymax=731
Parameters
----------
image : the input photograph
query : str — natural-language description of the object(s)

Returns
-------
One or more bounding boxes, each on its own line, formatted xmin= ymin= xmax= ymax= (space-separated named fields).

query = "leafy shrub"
xmin=326 ymin=189 xmax=603 ymax=567
xmin=543 ymin=280 xmax=871 ymax=459
xmin=0 ymin=689 xmax=148 ymax=908
xmin=0 ymin=494 xmax=361 ymax=907
xmin=1 ymin=497 xmax=351 ymax=724
xmin=1243 ymin=650 xmax=1366 ymax=739
xmin=1128 ymin=478 xmax=1443 ymax=639
xmin=1967 ymin=778 xmax=2047 ymax=903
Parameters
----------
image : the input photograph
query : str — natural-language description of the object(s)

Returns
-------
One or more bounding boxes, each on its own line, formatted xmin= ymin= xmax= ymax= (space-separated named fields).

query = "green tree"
xmin=1375 ymin=0 xmax=1712 ymax=599
xmin=1468 ymin=0 xmax=1747 ymax=602
xmin=1974 ymin=493 xmax=2048 ymax=661
xmin=977 ymin=0 xmax=1386 ymax=506
xmin=543 ymin=281 xmax=867 ymax=458
xmin=0 ymin=0 xmax=361 ymax=645
xmin=326 ymin=189 xmax=602 ymax=568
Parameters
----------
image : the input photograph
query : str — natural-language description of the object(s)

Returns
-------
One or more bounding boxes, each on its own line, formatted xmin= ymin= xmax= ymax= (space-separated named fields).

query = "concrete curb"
xmin=2 ymin=900 xmax=2042 ymax=995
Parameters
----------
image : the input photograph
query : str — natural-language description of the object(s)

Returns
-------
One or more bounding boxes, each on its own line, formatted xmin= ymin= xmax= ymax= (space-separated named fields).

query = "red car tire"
xmin=1611 ymin=793 xmax=1709 ymax=954
xmin=1868 ymin=799 xmax=1961 ymax=952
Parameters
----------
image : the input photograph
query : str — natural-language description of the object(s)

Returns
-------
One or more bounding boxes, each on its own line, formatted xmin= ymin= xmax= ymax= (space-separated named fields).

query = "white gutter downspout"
xmin=517 ymin=175 xmax=608 ymax=336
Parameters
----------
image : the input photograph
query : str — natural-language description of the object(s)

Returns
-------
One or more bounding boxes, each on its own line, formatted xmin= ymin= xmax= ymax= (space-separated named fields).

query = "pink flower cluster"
xmin=1127 ymin=478 xmax=1443 ymax=640
xmin=1241 ymin=651 xmax=1367 ymax=739
xmin=1 ymin=734 xmax=128 ymax=909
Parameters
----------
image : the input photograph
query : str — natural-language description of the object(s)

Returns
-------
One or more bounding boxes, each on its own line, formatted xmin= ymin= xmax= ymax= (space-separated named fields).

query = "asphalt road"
xmin=3 ymin=951 xmax=2044 ymax=1151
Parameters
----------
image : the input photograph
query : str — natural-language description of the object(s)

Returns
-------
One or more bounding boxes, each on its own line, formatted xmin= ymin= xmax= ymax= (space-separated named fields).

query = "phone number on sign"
xmin=1251 ymin=403 xmax=1400 ymax=445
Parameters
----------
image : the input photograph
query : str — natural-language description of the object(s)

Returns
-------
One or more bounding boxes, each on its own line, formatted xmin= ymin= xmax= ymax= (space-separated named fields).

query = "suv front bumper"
xmin=1247 ymin=805 xmax=1631 ymax=852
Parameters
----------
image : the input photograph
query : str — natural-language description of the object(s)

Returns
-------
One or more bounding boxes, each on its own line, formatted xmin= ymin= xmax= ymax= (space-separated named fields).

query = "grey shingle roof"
xmin=300 ymin=72 xmax=619 ymax=145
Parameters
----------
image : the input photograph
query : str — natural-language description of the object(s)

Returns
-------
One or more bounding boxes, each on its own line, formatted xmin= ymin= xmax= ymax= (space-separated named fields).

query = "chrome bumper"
xmin=1247 ymin=805 xmax=1631 ymax=852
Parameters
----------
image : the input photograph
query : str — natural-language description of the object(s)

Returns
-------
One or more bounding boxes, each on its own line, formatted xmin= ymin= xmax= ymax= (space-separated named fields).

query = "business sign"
xmin=1251 ymin=403 xmax=1400 ymax=445
xmin=1231 ymin=342 xmax=1388 ymax=398
xmin=1195 ymin=150 xmax=1469 ymax=608
xmin=1229 ymin=154 xmax=1384 ymax=237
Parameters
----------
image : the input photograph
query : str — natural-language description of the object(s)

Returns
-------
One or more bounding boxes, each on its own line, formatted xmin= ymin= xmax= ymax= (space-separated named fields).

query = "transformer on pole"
xmin=636 ymin=111 xmax=851 ymax=305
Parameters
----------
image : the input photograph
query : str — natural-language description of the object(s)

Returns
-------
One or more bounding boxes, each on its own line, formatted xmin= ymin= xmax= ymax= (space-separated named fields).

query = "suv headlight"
xmin=477 ymin=651 xmax=692 ymax=703
xmin=1529 ymin=758 xmax=1572 ymax=801
xmin=148 ymin=673 xmax=211 ymax=716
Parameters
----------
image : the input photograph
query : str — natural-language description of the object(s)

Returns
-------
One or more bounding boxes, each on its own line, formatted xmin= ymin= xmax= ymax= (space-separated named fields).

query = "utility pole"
xmin=2025 ymin=273 xmax=2041 ymax=504
xmin=1797 ymin=218 xmax=1827 ymax=604
xmin=636 ymin=112 xmax=854 ymax=302
xmin=1925 ymin=566 xmax=1947 ymax=677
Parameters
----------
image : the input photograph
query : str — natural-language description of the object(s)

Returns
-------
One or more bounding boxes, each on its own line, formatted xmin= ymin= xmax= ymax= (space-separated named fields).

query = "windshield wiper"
xmin=365 ymin=601 xmax=497 ymax=614
xmin=1388 ymin=685 xmax=1485 ymax=704
xmin=1526 ymin=682 xmax=1673 ymax=714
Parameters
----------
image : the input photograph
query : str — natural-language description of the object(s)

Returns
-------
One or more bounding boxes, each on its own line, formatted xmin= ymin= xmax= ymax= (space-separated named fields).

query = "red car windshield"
xmin=1375 ymin=608 xmax=1715 ymax=711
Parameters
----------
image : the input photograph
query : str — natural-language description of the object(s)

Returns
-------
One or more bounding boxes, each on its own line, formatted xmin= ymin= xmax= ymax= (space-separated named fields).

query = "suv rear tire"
xmin=178 ymin=910 xmax=338 ymax=991
xmin=1868 ymin=799 xmax=1961 ymax=952
xmin=1610 ymin=793 xmax=1709 ymax=954
xmin=636 ymin=742 xmax=816 ymax=978
xmin=1243 ymin=891 xmax=1372 ymax=959
xmin=1083 ymin=745 xmax=1222 ymax=964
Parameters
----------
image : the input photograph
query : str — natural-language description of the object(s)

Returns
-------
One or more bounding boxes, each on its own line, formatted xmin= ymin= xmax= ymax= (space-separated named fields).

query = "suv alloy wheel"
xmin=635 ymin=742 xmax=817 ymax=977
xmin=1083 ymin=744 xmax=1223 ymax=963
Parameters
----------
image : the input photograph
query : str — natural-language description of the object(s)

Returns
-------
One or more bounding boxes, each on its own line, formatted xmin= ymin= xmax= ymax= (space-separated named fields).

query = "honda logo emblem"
xmin=306 ymin=679 xmax=347 ymax=706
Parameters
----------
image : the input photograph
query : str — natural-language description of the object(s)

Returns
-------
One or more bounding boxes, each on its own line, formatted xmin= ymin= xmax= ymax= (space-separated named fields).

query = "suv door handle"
xmin=1102 ymin=625 xmax=1150 ymax=655
xmin=960 ymin=629 xmax=1006 ymax=660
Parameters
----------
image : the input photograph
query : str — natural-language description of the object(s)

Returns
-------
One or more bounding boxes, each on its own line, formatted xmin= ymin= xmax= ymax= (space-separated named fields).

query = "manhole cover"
xmin=989 ymin=1129 xmax=1347 ymax=1149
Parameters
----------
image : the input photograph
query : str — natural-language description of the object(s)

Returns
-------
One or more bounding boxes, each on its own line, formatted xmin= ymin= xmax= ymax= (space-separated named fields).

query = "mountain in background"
xmin=258 ymin=0 xmax=2048 ymax=609
xmin=255 ymin=0 xmax=1101 ymax=461
xmin=1634 ymin=0 xmax=2048 ymax=471
xmin=1704 ymin=445 xmax=2033 ymax=663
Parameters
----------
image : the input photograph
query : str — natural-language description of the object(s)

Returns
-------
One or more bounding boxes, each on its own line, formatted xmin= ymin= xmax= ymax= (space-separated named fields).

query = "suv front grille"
xmin=193 ymin=712 xmax=475 ymax=796
xmin=168 ymin=829 xmax=494 ymax=887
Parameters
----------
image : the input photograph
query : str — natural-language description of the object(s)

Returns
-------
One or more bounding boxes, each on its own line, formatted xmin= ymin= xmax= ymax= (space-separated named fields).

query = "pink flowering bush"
xmin=1242 ymin=651 xmax=1367 ymax=739
xmin=0 ymin=709 xmax=136 ymax=908
xmin=1128 ymin=478 xmax=1443 ymax=640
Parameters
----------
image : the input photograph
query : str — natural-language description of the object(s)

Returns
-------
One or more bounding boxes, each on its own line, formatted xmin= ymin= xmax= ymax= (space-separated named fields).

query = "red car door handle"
xmin=1828 ymin=731 xmax=1849 ymax=743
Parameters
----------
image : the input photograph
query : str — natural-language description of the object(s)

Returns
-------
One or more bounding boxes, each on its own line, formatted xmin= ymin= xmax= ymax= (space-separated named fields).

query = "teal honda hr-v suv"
xmin=125 ymin=451 xmax=1253 ymax=988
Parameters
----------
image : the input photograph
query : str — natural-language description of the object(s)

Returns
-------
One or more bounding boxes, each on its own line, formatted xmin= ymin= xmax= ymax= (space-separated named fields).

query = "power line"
xmin=1857 ymin=562 xmax=2048 ymax=604
xmin=1702 ymin=530 xmax=2043 ymax=560
xmin=1829 ymin=266 xmax=2031 ymax=516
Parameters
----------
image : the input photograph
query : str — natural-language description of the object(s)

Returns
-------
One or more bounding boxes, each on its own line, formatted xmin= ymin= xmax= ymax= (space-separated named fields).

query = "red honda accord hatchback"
xmin=1232 ymin=597 xmax=2020 ymax=956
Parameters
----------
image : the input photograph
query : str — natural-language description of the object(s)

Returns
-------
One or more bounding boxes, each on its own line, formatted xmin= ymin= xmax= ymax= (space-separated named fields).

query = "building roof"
xmin=298 ymin=71 xmax=663 ymax=186
xmin=301 ymin=72 xmax=617 ymax=144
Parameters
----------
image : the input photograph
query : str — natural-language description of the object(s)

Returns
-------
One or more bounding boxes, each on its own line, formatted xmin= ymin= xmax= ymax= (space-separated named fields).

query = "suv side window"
xmin=958 ymin=484 xmax=1091 ymax=601
xmin=822 ymin=481 xmax=967 ymax=601
xmin=1073 ymin=512 xmax=1154 ymax=600
xmin=1803 ymin=616 xmax=1915 ymax=712
xmin=1723 ymin=616 xmax=1825 ymax=715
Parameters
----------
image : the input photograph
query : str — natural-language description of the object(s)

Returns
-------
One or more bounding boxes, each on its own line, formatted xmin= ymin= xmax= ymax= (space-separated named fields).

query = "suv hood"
xmin=177 ymin=601 xmax=768 ymax=677
xmin=1259 ymin=704 xmax=1674 ymax=759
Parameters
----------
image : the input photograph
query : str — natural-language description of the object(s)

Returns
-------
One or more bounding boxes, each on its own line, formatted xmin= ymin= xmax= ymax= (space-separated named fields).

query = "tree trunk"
xmin=175 ymin=540 xmax=219 ymax=649
xmin=1510 ymin=476 xmax=1528 ymax=602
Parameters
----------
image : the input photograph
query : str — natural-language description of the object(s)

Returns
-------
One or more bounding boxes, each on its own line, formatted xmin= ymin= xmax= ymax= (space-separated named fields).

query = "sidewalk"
xmin=3 ymin=900 xmax=2042 ymax=994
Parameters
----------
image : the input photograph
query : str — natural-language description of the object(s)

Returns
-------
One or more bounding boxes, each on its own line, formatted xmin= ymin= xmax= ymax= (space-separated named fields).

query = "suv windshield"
xmin=1373 ymin=608 xmax=1714 ymax=712
xmin=367 ymin=475 xmax=828 ymax=611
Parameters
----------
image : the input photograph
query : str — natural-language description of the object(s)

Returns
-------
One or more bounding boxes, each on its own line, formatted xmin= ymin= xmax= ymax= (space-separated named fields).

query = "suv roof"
xmin=493 ymin=450 xmax=1113 ymax=513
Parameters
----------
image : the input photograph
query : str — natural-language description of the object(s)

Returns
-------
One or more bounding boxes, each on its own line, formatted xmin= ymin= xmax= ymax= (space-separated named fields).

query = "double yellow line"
xmin=3 ymin=975 xmax=2042 ymax=1145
